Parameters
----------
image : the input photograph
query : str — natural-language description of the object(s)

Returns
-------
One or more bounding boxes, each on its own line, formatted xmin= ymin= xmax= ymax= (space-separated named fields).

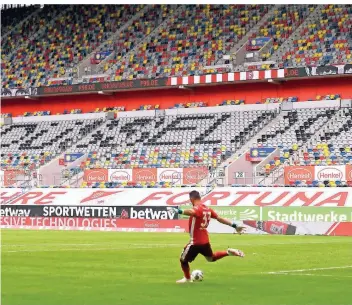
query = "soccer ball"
xmin=191 ymin=270 xmax=204 ymax=281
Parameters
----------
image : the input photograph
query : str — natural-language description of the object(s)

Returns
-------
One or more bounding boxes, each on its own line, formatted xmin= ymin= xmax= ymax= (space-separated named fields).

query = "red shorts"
xmin=180 ymin=243 xmax=213 ymax=262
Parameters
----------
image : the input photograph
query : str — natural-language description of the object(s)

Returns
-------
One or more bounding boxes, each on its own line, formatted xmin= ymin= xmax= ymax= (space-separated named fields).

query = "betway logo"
xmin=0 ymin=208 xmax=30 ymax=217
xmin=130 ymin=207 xmax=175 ymax=219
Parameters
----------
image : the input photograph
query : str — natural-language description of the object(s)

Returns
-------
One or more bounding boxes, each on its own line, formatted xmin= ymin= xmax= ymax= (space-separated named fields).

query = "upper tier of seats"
xmin=1 ymin=5 xmax=40 ymax=35
xmin=273 ymin=4 xmax=352 ymax=67
xmin=248 ymin=5 xmax=315 ymax=70
xmin=107 ymin=4 xmax=269 ymax=80
xmin=2 ymin=4 xmax=351 ymax=89
xmin=1 ymin=5 xmax=143 ymax=88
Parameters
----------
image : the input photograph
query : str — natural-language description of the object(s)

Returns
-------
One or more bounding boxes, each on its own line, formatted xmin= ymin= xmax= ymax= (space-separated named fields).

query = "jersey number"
xmin=201 ymin=211 xmax=211 ymax=227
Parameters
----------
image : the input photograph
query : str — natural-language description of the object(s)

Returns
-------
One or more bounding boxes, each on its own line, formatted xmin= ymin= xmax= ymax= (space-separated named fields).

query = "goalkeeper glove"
xmin=167 ymin=207 xmax=183 ymax=214
xmin=231 ymin=222 xmax=238 ymax=229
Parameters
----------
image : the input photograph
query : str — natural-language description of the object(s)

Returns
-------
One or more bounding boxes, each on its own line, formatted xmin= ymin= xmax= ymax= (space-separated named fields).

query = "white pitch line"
xmin=281 ymin=274 xmax=352 ymax=278
xmin=264 ymin=265 xmax=352 ymax=274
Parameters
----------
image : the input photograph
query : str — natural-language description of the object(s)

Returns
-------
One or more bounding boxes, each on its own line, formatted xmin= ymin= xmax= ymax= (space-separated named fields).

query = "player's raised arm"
xmin=167 ymin=207 xmax=196 ymax=217
xmin=216 ymin=215 xmax=246 ymax=234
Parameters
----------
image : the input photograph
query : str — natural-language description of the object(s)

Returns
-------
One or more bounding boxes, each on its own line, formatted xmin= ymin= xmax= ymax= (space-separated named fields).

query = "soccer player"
xmin=169 ymin=190 xmax=245 ymax=283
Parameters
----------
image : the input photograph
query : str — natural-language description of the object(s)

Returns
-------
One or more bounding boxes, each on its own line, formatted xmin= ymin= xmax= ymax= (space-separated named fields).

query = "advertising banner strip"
xmin=0 ymin=206 xmax=179 ymax=220
xmin=1 ymin=187 xmax=352 ymax=206
xmin=284 ymin=165 xmax=352 ymax=184
xmin=2 ymin=205 xmax=351 ymax=222
xmin=1 ymin=216 xmax=351 ymax=236
xmin=181 ymin=206 xmax=352 ymax=222
xmin=85 ymin=167 xmax=208 ymax=184
xmin=3 ymin=64 xmax=351 ymax=98
xmin=2 ymin=169 xmax=25 ymax=187
xmin=36 ymin=78 xmax=169 ymax=96
xmin=0 ymin=217 xmax=188 ymax=232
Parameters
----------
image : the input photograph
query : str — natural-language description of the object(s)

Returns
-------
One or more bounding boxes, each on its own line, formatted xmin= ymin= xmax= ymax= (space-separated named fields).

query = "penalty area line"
xmin=276 ymin=273 xmax=352 ymax=278
xmin=263 ymin=265 xmax=352 ymax=274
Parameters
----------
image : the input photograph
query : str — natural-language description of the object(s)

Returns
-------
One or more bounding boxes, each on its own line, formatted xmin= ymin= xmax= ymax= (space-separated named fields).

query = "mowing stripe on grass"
xmin=2 ymin=245 xmax=181 ymax=253
xmin=2 ymin=243 xmax=181 ymax=247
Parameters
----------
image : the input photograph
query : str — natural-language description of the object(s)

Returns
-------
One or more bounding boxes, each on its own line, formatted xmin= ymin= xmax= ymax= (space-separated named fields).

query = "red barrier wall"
xmin=3 ymin=77 xmax=352 ymax=116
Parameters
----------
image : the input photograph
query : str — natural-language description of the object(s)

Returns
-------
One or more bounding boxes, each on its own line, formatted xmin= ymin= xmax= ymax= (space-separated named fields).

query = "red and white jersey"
xmin=188 ymin=204 xmax=218 ymax=245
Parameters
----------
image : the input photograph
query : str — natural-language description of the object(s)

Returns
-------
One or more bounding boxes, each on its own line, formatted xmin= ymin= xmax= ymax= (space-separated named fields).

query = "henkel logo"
xmin=133 ymin=168 xmax=157 ymax=183
xmin=84 ymin=169 xmax=108 ymax=183
xmin=286 ymin=167 xmax=314 ymax=182
xmin=346 ymin=165 xmax=352 ymax=181
xmin=110 ymin=170 xmax=131 ymax=182
xmin=183 ymin=167 xmax=208 ymax=184
xmin=4 ymin=170 xmax=24 ymax=187
xmin=317 ymin=167 xmax=343 ymax=181
xmin=158 ymin=170 xmax=181 ymax=184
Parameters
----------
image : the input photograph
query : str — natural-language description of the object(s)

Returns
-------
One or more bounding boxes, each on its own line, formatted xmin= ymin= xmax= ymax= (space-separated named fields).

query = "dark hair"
xmin=189 ymin=190 xmax=201 ymax=200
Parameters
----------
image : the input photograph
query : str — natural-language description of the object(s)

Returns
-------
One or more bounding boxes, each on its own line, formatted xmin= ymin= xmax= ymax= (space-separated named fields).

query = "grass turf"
xmin=1 ymin=230 xmax=351 ymax=305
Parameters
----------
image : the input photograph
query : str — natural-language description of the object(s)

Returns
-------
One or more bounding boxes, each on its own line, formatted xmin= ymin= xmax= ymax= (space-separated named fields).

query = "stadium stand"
xmin=258 ymin=106 xmax=352 ymax=184
xmin=242 ymin=5 xmax=315 ymax=71
xmin=272 ymin=4 xmax=352 ymax=67
xmin=101 ymin=5 xmax=176 ymax=78
xmin=107 ymin=4 xmax=270 ymax=80
xmin=2 ymin=4 xmax=352 ymax=88
xmin=1 ymin=5 xmax=143 ymax=88
xmin=1 ymin=118 xmax=105 ymax=169
xmin=1 ymin=5 xmax=40 ymax=35
xmin=66 ymin=109 xmax=277 ymax=169
xmin=1 ymin=5 xmax=351 ymax=190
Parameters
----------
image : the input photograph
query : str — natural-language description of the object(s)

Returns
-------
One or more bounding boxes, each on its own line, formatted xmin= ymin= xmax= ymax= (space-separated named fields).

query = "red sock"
xmin=180 ymin=261 xmax=191 ymax=279
xmin=212 ymin=251 xmax=228 ymax=262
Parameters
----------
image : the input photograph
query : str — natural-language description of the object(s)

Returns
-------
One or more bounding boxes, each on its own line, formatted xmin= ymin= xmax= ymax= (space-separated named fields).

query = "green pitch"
xmin=1 ymin=230 xmax=351 ymax=305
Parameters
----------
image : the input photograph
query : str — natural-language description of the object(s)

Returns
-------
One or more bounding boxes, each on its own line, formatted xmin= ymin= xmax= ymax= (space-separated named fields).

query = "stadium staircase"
xmin=217 ymin=5 xmax=277 ymax=68
xmin=197 ymin=108 xmax=282 ymax=187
